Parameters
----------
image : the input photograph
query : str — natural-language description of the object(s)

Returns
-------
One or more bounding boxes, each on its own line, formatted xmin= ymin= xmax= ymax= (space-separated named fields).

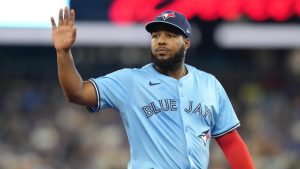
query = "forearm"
xmin=216 ymin=130 xmax=255 ymax=169
xmin=56 ymin=50 xmax=84 ymax=102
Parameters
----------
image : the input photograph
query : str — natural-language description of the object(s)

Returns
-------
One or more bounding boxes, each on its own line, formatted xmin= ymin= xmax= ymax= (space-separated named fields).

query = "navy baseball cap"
xmin=145 ymin=10 xmax=191 ymax=39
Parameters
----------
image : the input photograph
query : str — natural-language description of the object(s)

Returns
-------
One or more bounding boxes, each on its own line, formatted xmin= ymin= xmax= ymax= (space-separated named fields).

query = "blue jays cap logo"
xmin=198 ymin=129 xmax=210 ymax=145
xmin=160 ymin=10 xmax=176 ymax=20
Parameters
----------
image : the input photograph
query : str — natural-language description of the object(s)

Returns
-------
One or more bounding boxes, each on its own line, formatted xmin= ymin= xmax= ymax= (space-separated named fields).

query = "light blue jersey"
xmin=88 ymin=63 xmax=240 ymax=169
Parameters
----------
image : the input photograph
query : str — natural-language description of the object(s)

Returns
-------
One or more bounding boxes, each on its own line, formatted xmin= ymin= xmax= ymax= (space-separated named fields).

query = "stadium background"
xmin=0 ymin=0 xmax=300 ymax=168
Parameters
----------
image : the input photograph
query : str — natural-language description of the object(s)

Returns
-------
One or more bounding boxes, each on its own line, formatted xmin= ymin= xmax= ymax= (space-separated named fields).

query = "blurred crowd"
xmin=0 ymin=48 xmax=300 ymax=169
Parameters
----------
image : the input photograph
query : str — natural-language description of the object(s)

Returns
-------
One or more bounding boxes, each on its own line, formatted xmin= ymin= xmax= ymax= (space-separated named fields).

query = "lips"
xmin=155 ymin=47 xmax=169 ymax=52
xmin=155 ymin=47 xmax=169 ymax=55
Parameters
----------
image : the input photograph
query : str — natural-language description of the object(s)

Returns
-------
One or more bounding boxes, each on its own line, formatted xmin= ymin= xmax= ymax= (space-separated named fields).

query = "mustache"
xmin=155 ymin=47 xmax=169 ymax=52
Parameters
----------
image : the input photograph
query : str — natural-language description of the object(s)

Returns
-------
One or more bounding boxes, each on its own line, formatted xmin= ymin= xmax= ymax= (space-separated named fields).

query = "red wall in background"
xmin=109 ymin=0 xmax=299 ymax=23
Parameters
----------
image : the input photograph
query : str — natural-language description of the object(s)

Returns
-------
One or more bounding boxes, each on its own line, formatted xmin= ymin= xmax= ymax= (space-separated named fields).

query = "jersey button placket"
xmin=178 ymin=81 xmax=192 ymax=168
xmin=179 ymin=82 xmax=184 ymax=97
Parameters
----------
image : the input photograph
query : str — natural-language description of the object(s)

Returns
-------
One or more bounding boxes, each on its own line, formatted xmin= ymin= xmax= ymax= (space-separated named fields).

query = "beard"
xmin=151 ymin=46 xmax=185 ymax=71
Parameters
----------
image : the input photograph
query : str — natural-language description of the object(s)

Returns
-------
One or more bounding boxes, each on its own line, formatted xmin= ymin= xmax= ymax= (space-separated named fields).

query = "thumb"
xmin=72 ymin=27 xmax=77 ymax=39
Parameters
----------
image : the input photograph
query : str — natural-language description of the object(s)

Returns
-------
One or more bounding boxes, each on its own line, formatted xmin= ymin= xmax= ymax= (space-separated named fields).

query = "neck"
xmin=154 ymin=62 xmax=187 ymax=80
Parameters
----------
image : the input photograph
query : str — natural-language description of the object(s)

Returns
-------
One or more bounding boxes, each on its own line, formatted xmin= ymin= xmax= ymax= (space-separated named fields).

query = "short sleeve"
xmin=87 ymin=68 xmax=133 ymax=113
xmin=211 ymin=78 xmax=240 ymax=137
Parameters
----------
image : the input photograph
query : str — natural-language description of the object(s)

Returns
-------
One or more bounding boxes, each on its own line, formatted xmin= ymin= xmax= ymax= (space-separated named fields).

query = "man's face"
xmin=150 ymin=26 xmax=190 ymax=70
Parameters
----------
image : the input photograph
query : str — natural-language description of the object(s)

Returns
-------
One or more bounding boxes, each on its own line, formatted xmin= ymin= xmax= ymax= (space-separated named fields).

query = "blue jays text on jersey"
xmin=88 ymin=63 xmax=240 ymax=169
xmin=142 ymin=98 xmax=213 ymax=119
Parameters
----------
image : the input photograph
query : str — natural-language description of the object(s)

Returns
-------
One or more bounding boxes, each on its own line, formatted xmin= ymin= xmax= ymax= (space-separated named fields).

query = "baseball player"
xmin=51 ymin=7 xmax=255 ymax=169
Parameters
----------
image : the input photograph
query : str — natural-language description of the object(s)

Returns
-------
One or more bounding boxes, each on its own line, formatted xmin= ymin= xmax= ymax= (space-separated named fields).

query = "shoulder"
xmin=131 ymin=63 xmax=155 ymax=75
xmin=109 ymin=68 xmax=133 ymax=75
xmin=105 ymin=68 xmax=134 ymax=78
xmin=186 ymin=64 xmax=218 ymax=82
xmin=186 ymin=64 xmax=225 ymax=92
xmin=104 ymin=64 xmax=152 ymax=78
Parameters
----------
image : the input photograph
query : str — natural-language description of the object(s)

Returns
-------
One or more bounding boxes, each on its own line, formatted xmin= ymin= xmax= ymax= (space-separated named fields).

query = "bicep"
xmin=215 ymin=130 xmax=255 ymax=169
xmin=74 ymin=80 xmax=97 ymax=106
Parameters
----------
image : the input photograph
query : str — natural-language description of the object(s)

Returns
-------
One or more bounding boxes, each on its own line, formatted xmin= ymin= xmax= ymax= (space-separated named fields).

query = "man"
xmin=51 ymin=7 xmax=255 ymax=169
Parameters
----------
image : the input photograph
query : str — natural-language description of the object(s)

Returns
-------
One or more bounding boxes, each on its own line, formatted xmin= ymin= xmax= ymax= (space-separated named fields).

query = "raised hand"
xmin=51 ymin=7 xmax=76 ymax=52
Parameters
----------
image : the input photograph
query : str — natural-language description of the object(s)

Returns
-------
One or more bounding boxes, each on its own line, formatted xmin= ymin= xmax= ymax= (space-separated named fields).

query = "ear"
xmin=183 ymin=38 xmax=191 ymax=50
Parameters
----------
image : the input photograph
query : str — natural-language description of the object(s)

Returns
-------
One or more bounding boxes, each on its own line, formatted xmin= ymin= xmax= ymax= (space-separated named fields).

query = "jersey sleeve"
xmin=211 ymin=78 xmax=240 ymax=137
xmin=87 ymin=68 xmax=134 ymax=113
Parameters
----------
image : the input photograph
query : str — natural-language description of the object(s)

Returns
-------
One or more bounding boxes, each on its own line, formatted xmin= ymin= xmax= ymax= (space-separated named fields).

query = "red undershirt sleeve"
xmin=215 ymin=129 xmax=255 ymax=169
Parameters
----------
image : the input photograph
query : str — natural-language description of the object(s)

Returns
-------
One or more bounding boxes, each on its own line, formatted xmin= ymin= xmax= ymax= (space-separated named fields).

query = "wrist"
xmin=56 ymin=49 xmax=71 ymax=55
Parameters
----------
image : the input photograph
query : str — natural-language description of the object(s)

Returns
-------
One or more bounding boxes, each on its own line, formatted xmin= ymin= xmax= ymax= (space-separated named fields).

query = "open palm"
xmin=51 ymin=7 xmax=76 ymax=52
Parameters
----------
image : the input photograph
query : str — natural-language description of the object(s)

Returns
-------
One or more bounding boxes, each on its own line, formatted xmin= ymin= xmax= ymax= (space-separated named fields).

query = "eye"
xmin=152 ymin=33 xmax=158 ymax=39
xmin=167 ymin=33 xmax=177 ymax=38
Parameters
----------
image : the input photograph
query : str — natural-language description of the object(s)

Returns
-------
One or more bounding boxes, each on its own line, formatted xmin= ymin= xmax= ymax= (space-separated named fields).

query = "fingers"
xmin=54 ymin=7 xmax=74 ymax=28
xmin=50 ymin=17 xmax=57 ymax=30
xmin=64 ymin=6 xmax=69 ymax=25
xmin=58 ymin=8 xmax=63 ymax=27
xmin=69 ymin=9 xmax=75 ymax=27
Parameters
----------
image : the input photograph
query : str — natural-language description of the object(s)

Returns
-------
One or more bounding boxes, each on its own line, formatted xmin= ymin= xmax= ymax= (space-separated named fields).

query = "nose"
xmin=157 ymin=35 xmax=167 ymax=45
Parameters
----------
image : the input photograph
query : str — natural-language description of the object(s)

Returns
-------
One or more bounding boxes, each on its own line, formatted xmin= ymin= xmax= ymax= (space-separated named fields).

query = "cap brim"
xmin=145 ymin=21 xmax=189 ymax=38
